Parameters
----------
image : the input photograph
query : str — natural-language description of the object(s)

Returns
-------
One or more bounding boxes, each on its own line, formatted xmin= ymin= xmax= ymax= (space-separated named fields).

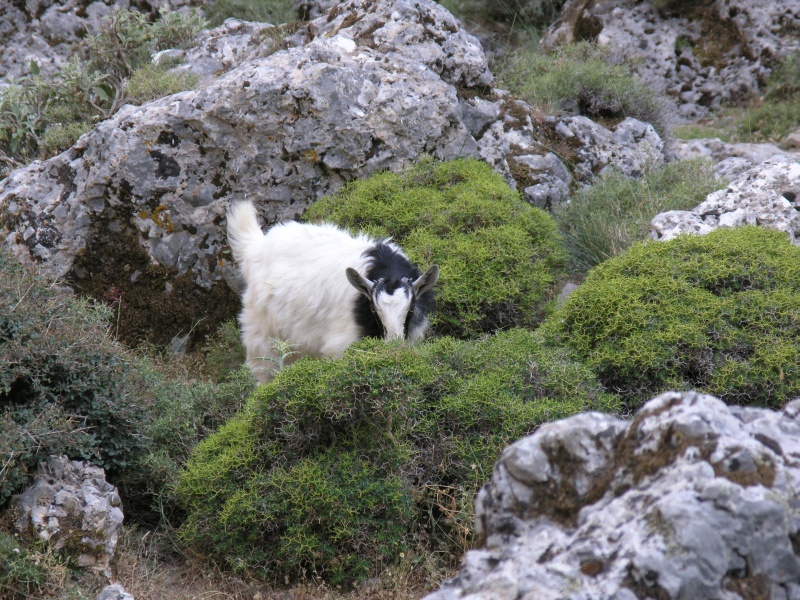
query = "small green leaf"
xmin=93 ymin=84 xmax=112 ymax=101
xmin=28 ymin=60 xmax=40 ymax=75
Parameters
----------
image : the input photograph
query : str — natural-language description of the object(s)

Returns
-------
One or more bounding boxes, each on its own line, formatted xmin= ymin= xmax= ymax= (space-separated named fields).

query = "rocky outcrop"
xmin=0 ymin=0 xmax=665 ymax=346
xmin=542 ymin=0 xmax=800 ymax=121
xmin=673 ymin=137 xmax=800 ymax=172
xmin=12 ymin=456 xmax=124 ymax=578
xmin=651 ymin=155 xmax=800 ymax=244
xmin=426 ymin=391 xmax=800 ymax=600
xmin=0 ymin=0 xmax=195 ymax=82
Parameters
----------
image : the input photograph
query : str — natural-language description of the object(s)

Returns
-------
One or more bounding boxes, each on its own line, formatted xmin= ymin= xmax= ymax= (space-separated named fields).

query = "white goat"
xmin=226 ymin=201 xmax=439 ymax=383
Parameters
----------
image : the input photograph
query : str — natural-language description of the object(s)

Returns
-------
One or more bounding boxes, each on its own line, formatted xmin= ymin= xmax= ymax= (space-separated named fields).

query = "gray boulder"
xmin=651 ymin=156 xmax=800 ymax=244
xmin=12 ymin=456 xmax=124 ymax=578
xmin=542 ymin=0 xmax=800 ymax=121
xmin=426 ymin=391 xmax=800 ymax=600
xmin=0 ymin=0 xmax=666 ymax=345
xmin=0 ymin=0 xmax=196 ymax=82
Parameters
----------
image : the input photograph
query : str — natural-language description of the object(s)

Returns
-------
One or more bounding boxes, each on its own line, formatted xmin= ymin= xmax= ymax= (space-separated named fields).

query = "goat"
xmin=226 ymin=201 xmax=439 ymax=383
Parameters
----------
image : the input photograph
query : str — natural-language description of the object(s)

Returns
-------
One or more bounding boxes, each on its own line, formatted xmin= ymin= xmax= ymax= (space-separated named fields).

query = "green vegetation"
xmin=0 ymin=531 xmax=49 ymax=599
xmin=542 ymin=226 xmax=800 ymax=409
xmin=0 ymin=8 xmax=205 ymax=176
xmin=178 ymin=330 xmax=619 ymax=585
xmin=204 ymin=0 xmax=295 ymax=27
xmin=125 ymin=63 xmax=199 ymax=105
xmin=303 ymin=157 xmax=567 ymax=338
xmin=438 ymin=0 xmax=565 ymax=29
xmin=555 ymin=159 xmax=724 ymax=273
xmin=497 ymin=41 xmax=670 ymax=140
xmin=0 ymin=251 xmax=146 ymax=507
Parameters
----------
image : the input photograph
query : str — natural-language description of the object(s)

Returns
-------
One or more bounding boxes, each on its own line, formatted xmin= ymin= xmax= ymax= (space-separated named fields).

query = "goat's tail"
xmin=226 ymin=201 xmax=265 ymax=269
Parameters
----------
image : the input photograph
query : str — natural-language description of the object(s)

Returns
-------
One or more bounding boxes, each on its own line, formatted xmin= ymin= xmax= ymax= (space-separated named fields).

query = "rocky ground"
xmin=2 ymin=0 xmax=800 ymax=598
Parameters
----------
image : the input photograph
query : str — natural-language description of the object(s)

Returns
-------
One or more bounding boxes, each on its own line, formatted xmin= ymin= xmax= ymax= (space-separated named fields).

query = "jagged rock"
xmin=0 ymin=0 xmax=667 ymax=344
xmin=0 ymin=0 xmax=195 ymax=82
xmin=542 ymin=0 xmax=800 ymax=121
xmin=97 ymin=584 xmax=135 ymax=600
xmin=651 ymin=155 xmax=800 ymax=244
xmin=425 ymin=391 xmax=800 ymax=600
xmin=673 ymin=137 xmax=800 ymax=166
xmin=12 ymin=456 xmax=124 ymax=578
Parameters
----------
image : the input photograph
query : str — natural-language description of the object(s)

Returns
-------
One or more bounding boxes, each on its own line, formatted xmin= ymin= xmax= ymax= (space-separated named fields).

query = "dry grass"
xmin=114 ymin=526 xmax=447 ymax=600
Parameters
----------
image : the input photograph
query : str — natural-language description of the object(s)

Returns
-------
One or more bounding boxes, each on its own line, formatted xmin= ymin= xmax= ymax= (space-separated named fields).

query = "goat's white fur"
xmin=227 ymin=201 xmax=417 ymax=383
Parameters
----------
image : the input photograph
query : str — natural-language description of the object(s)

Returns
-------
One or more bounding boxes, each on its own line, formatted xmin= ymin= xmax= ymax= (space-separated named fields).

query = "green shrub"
xmin=177 ymin=330 xmax=619 ymax=585
xmin=542 ymin=226 xmax=800 ymax=409
xmin=555 ymin=159 xmax=724 ymax=273
xmin=303 ymin=157 xmax=568 ymax=338
xmin=204 ymin=0 xmax=295 ymax=27
xmin=0 ymin=531 xmax=49 ymax=599
xmin=497 ymin=42 xmax=670 ymax=140
xmin=125 ymin=64 xmax=199 ymax=105
xmin=119 ymin=361 xmax=256 ymax=523
xmin=0 ymin=251 xmax=146 ymax=507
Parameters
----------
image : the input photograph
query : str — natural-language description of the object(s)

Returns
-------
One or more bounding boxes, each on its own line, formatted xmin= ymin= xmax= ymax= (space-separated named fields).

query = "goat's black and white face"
xmin=346 ymin=265 xmax=439 ymax=340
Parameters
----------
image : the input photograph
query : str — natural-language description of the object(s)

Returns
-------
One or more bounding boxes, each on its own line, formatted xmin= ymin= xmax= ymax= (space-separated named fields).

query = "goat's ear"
xmin=346 ymin=268 xmax=374 ymax=298
xmin=413 ymin=264 xmax=439 ymax=296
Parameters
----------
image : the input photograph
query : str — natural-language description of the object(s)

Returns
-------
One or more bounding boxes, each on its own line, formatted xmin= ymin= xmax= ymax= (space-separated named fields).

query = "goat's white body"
xmin=227 ymin=201 xmax=398 ymax=383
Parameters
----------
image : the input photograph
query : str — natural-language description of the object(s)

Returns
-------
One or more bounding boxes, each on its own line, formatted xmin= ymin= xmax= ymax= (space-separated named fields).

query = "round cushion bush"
xmin=302 ymin=157 xmax=567 ymax=338
xmin=177 ymin=330 xmax=618 ymax=585
xmin=543 ymin=226 xmax=800 ymax=408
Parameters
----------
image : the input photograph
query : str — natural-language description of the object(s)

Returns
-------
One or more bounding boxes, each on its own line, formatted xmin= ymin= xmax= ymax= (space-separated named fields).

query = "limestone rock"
xmin=12 ymin=456 xmax=124 ymax=577
xmin=651 ymin=156 xmax=800 ymax=244
xmin=426 ymin=391 xmax=800 ymax=600
xmin=97 ymin=584 xmax=135 ymax=600
xmin=0 ymin=0 xmax=667 ymax=345
xmin=542 ymin=0 xmax=800 ymax=121
xmin=673 ymin=137 xmax=800 ymax=166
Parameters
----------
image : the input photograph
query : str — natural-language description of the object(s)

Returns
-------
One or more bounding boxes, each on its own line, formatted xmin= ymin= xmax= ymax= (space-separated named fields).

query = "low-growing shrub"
xmin=0 ymin=530 xmax=49 ymax=599
xmin=177 ymin=330 xmax=619 ymax=585
xmin=303 ymin=157 xmax=568 ymax=338
xmin=119 ymin=361 xmax=256 ymax=523
xmin=497 ymin=42 xmax=671 ymax=140
xmin=0 ymin=251 xmax=145 ymax=507
xmin=555 ymin=159 xmax=724 ymax=273
xmin=542 ymin=226 xmax=800 ymax=409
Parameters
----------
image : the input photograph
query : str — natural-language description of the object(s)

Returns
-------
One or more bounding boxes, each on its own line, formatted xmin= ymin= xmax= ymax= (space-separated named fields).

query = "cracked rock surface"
xmin=651 ymin=156 xmax=800 ymax=245
xmin=425 ymin=391 xmax=800 ymax=600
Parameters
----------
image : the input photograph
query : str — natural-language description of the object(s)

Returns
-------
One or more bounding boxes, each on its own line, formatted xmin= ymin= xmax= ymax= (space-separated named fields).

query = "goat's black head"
xmin=346 ymin=244 xmax=439 ymax=340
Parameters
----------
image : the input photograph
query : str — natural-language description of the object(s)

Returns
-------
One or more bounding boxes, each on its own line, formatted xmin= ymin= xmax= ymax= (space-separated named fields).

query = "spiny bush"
xmin=542 ymin=226 xmax=800 ymax=409
xmin=555 ymin=159 xmax=724 ymax=273
xmin=177 ymin=330 xmax=619 ymax=585
xmin=0 ymin=251 xmax=146 ymax=507
xmin=0 ymin=8 xmax=205 ymax=175
xmin=303 ymin=157 xmax=568 ymax=338
xmin=497 ymin=42 xmax=670 ymax=140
